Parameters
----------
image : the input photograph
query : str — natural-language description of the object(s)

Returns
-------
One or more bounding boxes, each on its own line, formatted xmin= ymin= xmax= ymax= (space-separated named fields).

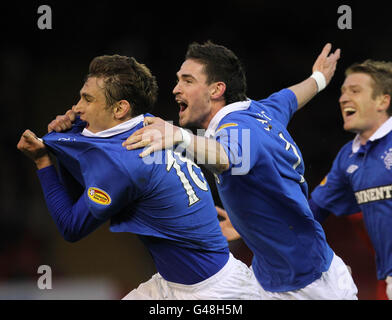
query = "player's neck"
xmin=358 ymin=116 xmax=390 ymax=145
xmin=201 ymin=100 xmax=226 ymax=129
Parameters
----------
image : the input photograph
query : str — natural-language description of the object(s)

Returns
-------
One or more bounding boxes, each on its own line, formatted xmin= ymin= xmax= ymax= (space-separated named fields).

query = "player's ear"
xmin=113 ymin=100 xmax=131 ymax=120
xmin=210 ymin=81 xmax=226 ymax=100
xmin=377 ymin=94 xmax=391 ymax=114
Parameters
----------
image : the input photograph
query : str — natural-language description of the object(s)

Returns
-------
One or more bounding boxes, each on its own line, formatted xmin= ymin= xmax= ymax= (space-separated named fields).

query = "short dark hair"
xmin=346 ymin=59 xmax=392 ymax=115
xmin=185 ymin=41 xmax=247 ymax=105
xmin=87 ymin=54 xmax=158 ymax=117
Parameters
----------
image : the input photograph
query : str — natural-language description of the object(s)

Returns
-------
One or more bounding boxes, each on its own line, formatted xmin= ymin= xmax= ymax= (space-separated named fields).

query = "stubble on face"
xmin=340 ymin=73 xmax=389 ymax=142
xmin=174 ymin=59 xmax=213 ymax=129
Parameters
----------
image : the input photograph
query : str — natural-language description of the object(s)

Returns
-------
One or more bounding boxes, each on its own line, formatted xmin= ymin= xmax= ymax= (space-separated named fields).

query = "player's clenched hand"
xmin=216 ymin=206 xmax=241 ymax=242
xmin=17 ymin=129 xmax=52 ymax=169
xmin=312 ymin=43 xmax=341 ymax=86
xmin=122 ymin=117 xmax=183 ymax=157
xmin=47 ymin=108 xmax=76 ymax=133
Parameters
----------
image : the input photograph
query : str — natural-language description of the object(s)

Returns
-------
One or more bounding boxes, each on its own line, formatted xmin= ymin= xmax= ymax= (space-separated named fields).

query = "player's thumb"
xmin=22 ymin=129 xmax=36 ymax=142
xmin=216 ymin=206 xmax=227 ymax=218
xmin=143 ymin=116 xmax=157 ymax=127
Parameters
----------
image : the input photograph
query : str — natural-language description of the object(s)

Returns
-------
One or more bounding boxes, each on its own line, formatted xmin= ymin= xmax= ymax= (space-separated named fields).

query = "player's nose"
xmin=339 ymin=92 xmax=349 ymax=106
xmin=72 ymin=101 xmax=82 ymax=113
xmin=173 ymin=82 xmax=181 ymax=95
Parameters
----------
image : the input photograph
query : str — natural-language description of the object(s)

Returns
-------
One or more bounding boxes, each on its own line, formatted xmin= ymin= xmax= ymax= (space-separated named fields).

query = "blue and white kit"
xmin=205 ymin=89 xmax=334 ymax=292
xmin=40 ymin=114 xmax=230 ymax=285
xmin=311 ymin=117 xmax=392 ymax=280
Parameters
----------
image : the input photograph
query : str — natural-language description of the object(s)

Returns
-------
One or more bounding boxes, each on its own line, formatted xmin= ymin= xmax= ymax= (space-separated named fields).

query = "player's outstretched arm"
xmin=288 ymin=43 xmax=341 ymax=110
xmin=216 ymin=206 xmax=241 ymax=242
xmin=122 ymin=117 xmax=230 ymax=175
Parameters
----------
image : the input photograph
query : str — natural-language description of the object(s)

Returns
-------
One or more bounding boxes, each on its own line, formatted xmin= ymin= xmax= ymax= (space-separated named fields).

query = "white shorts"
xmin=386 ymin=276 xmax=392 ymax=300
xmin=255 ymin=253 xmax=358 ymax=300
xmin=122 ymin=253 xmax=262 ymax=300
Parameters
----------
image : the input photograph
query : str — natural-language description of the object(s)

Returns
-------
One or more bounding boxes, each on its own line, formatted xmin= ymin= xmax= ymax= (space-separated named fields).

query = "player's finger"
xmin=65 ymin=109 xmax=77 ymax=122
xmin=333 ymin=48 xmax=341 ymax=61
xmin=22 ymin=129 xmax=35 ymax=141
xmin=123 ymin=133 xmax=143 ymax=147
xmin=48 ymin=122 xmax=61 ymax=133
xmin=320 ymin=43 xmax=332 ymax=58
xmin=60 ymin=120 xmax=71 ymax=131
xmin=47 ymin=122 xmax=55 ymax=133
xmin=126 ymin=138 xmax=151 ymax=150
xmin=124 ymin=127 xmax=147 ymax=144
xmin=139 ymin=145 xmax=155 ymax=158
xmin=21 ymin=130 xmax=42 ymax=146
xmin=143 ymin=117 xmax=156 ymax=127
xmin=216 ymin=206 xmax=228 ymax=218
xmin=326 ymin=48 xmax=340 ymax=64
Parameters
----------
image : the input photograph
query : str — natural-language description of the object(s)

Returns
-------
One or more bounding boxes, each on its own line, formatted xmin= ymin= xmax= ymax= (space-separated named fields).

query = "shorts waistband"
xmin=161 ymin=253 xmax=236 ymax=292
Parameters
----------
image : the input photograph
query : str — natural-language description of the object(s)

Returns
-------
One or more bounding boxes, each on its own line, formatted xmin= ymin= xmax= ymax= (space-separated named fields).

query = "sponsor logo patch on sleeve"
xmin=87 ymin=187 xmax=111 ymax=205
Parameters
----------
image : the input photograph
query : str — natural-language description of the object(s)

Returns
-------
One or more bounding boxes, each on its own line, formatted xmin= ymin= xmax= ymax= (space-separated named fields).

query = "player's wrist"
xmin=35 ymin=154 xmax=53 ymax=170
xmin=310 ymin=71 xmax=326 ymax=92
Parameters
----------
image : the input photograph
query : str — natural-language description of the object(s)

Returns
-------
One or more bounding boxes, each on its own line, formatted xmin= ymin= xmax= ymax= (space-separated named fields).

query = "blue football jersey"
xmin=42 ymin=115 xmax=228 ymax=253
xmin=206 ymin=89 xmax=334 ymax=292
xmin=312 ymin=118 xmax=392 ymax=280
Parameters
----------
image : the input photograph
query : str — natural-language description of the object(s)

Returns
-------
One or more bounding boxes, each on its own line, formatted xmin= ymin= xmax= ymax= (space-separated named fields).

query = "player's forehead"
xmin=341 ymin=72 xmax=374 ymax=90
xmin=80 ymin=77 xmax=105 ymax=96
xmin=176 ymin=59 xmax=207 ymax=80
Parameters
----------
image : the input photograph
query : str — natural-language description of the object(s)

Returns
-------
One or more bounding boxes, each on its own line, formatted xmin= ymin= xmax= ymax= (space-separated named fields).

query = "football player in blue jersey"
xmin=122 ymin=42 xmax=358 ymax=299
xmin=17 ymin=54 xmax=262 ymax=299
xmin=309 ymin=60 xmax=392 ymax=300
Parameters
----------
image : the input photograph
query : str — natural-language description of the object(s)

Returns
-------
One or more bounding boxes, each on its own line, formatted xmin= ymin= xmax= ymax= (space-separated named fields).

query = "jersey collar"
xmin=352 ymin=117 xmax=392 ymax=153
xmin=204 ymin=100 xmax=251 ymax=138
xmin=81 ymin=114 xmax=145 ymax=138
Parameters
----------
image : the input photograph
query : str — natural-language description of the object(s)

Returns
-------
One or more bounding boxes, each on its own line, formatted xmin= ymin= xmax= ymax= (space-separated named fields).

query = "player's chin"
xmin=178 ymin=114 xmax=188 ymax=128
xmin=343 ymin=121 xmax=357 ymax=133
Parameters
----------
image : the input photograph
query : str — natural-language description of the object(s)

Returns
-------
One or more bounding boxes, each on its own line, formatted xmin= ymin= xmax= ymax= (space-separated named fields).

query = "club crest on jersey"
xmin=346 ymin=164 xmax=359 ymax=174
xmin=381 ymin=148 xmax=392 ymax=170
xmin=87 ymin=187 xmax=111 ymax=205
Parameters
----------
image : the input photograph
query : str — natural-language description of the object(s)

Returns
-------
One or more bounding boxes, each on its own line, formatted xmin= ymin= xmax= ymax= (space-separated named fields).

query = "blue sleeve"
xmin=311 ymin=148 xmax=361 ymax=216
xmin=308 ymin=197 xmax=331 ymax=224
xmin=257 ymin=89 xmax=298 ymax=127
xmin=37 ymin=165 xmax=106 ymax=242
xmin=215 ymin=120 xmax=253 ymax=176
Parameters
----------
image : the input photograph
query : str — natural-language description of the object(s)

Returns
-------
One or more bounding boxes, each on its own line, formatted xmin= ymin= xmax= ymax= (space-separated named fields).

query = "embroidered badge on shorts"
xmin=88 ymin=187 xmax=111 ymax=205
xmin=381 ymin=148 xmax=392 ymax=170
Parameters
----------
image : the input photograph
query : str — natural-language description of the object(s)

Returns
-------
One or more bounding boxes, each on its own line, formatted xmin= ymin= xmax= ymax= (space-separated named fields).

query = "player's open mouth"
xmin=176 ymin=99 xmax=188 ymax=113
xmin=344 ymin=107 xmax=356 ymax=117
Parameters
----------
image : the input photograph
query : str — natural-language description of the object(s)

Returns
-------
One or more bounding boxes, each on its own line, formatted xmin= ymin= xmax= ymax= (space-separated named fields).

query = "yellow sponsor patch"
xmin=216 ymin=123 xmax=238 ymax=133
xmin=320 ymin=176 xmax=328 ymax=186
xmin=87 ymin=187 xmax=111 ymax=205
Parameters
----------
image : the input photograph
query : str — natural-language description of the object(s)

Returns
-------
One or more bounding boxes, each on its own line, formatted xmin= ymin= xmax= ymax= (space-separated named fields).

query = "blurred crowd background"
xmin=1 ymin=1 xmax=390 ymax=299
